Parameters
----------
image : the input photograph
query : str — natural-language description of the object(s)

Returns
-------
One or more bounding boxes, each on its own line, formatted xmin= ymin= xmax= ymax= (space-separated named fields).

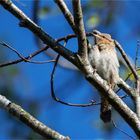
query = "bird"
xmin=88 ymin=30 xmax=120 ymax=123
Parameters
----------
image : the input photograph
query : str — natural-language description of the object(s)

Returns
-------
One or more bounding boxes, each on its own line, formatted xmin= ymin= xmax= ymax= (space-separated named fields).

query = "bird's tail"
xmin=100 ymin=97 xmax=112 ymax=123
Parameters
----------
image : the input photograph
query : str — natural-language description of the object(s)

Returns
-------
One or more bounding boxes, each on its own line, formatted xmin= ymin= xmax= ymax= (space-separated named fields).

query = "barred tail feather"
xmin=100 ymin=97 xmax=112 ymax=123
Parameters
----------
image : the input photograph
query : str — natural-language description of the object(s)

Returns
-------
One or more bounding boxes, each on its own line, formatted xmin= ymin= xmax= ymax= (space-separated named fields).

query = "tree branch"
xmin=72 ymin=0 xmax=88 ymax=61
xmin=118 ymin=78 xmax=135 ymax=99
xmin=0 ymin=42 xmax=56 ymax=64
xmin=111 ymin=120 xmax=136 ymax=140
xmin=0 ymin=45 xmax=49 ymax=67
xmin=0 ymin=94 xmax=70 ymax=140
xmin=135 ymin=79 xmax=140 ymax=119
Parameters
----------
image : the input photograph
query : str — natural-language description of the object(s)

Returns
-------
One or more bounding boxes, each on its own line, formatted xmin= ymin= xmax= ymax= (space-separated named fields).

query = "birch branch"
xmin=135 ymin=79 xmax=140 ymax=119
xmin=0 ymin=94 xmax=70 ymax=140
xmin=118 ymin=78 xmax=135 ymax=99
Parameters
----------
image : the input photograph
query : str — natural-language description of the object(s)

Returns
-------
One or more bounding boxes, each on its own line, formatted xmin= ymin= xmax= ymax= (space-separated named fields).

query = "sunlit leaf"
xmin=128 ymin=69 xmax=140 ymax=81
xmin=122 ymin=68 xmax=140 ymax=82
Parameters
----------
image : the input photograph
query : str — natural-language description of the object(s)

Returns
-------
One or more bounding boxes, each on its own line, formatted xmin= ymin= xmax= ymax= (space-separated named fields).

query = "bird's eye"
xmin=93 ymin=30 xmax=101 ymax=35
xmin=93 ymin=31 xmax=97 ymax=35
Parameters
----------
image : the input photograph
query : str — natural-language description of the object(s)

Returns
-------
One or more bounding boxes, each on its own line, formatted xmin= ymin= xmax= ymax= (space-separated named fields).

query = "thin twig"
xmin=0 ymin=46 xmax=48 ymax=67
xmin=0 ymin=42 xmax=55 ymax=65
xmin=135 ymin=40 xmax=140 ymax=69
xmin=57 ymin=32 xmax=94 ymax=42
xmin=112 ymin=120 xmax=137 ymax=140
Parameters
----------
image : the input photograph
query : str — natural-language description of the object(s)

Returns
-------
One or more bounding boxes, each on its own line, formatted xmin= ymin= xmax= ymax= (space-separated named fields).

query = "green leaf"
xmin=123 ymin=69 xmax=140 ymax=82
xmin=129 ymin=69 xmax=140 ymax=81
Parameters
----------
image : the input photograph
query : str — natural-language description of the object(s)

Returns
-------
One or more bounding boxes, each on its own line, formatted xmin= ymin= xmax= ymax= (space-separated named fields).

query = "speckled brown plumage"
xmin=88 ymin=30 xmax=120 ymax=123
